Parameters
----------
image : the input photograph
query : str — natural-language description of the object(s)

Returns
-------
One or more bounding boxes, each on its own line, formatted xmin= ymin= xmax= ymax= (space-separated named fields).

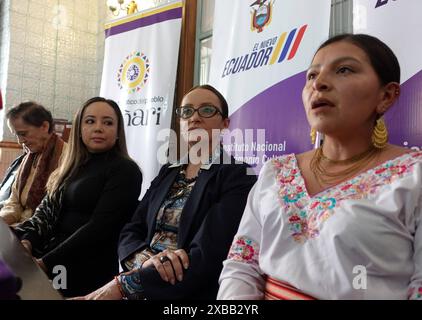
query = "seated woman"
xmin=218 ymin=34 xmax=422 ymax=300
xmin=13 ymin=97 xmax=142 ymax=297
xmin=77 ymin=85 xmax=257 ymax=300
xmin=0 ymin=102 xmax=65 ymax=225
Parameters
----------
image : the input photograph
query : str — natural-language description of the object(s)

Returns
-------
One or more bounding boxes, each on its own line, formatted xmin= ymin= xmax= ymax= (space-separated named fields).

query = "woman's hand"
xmin=36 ymin=258 xmax=47 ymax=273
xmin=2 ymin=215 xmax=17 ymax=226
xmin=142 ymin=249 xmax=189 ymax=285
xmin=74 ymin=278 xmax=123 ymax=300
xmin=21 ymin=240 xmax=32 ymax=254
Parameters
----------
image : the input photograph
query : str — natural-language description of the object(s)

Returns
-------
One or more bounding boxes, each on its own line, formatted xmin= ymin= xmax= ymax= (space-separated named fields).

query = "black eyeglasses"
xmin=175 ymin=104 xmax=224 ymax=119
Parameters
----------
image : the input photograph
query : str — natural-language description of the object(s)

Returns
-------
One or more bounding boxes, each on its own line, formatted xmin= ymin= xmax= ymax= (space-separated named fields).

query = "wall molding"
xmin=0 ymin=141 xmax=21 ymax=149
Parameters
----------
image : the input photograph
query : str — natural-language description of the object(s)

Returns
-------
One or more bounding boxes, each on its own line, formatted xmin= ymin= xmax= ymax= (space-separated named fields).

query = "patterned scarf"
xmin=17 ymin=133 xmax=65 ymax=211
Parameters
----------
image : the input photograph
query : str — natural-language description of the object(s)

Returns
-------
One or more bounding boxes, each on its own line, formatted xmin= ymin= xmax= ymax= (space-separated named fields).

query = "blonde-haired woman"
xmin=14 ymin=97 xmax=142 ymax=297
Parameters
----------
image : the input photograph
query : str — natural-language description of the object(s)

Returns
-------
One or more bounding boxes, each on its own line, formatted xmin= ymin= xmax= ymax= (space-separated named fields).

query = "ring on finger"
xmin=160 ymin=255 xmax=171 ymax=264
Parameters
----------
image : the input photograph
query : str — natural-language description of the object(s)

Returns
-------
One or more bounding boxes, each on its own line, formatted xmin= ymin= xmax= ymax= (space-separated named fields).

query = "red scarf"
xmin=17 ymin=133 xmax=65 ymax=211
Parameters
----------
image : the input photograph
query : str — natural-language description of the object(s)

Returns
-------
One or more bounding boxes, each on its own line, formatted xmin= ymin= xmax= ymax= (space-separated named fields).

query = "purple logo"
xmin=127 ymin=64 xmax=140 ymax=82
xmin=375 ymin=0 xmax=396 ymax=9
xmin=117 ymin=51 xmax=150 ymax=94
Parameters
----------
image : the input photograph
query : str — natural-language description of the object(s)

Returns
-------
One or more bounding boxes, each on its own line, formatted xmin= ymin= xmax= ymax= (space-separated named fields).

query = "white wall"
xmin=0 ymin=0 xmax=11 ymax=139
xmin=0 ymin=0 xmax=107 ymax=141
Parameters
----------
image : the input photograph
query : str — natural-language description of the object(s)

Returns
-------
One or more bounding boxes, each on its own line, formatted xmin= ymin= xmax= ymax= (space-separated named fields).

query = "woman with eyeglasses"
xmin=76 ymin=84 xmax=257 ymax=300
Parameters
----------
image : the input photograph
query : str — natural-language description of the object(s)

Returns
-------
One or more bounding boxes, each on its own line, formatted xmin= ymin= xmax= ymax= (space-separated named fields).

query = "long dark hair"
xmin=46 ymin=97 xmax=132 ymax=195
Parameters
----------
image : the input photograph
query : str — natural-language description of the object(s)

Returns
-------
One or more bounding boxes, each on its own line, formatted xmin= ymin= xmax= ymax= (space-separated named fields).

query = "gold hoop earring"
xmin=310 ymin=128 xmax=316 ymax=145
xmin=372 ymin=117 xmax=388 ymax=149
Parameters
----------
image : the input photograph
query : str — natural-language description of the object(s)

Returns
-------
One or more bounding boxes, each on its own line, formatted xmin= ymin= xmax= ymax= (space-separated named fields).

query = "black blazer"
xmin=118 ymin=156 xmax=257 ymax=299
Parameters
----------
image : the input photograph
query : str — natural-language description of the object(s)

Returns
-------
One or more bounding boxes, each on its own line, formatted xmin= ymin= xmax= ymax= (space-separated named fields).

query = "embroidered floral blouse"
xmin=218 ymin=151 xmax=422 ymax=300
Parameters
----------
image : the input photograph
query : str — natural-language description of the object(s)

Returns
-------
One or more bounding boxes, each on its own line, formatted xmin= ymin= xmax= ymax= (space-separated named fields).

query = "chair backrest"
xmin=0 ymin=154 xmax=25 ymax=209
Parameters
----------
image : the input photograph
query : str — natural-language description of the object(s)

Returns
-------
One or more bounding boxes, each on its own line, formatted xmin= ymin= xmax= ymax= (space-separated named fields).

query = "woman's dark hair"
xmin=6 ymin=101 xmax=54 ymax=133
xmin=185 ymin=84 xmax=229 ymax=118
xmin=47 ymin=97 xmax=133 ymax=196
xmin=75 ymin=97 xmax=129 ymax=155
xmin=316 ymin=34 xmax=400 ymax=85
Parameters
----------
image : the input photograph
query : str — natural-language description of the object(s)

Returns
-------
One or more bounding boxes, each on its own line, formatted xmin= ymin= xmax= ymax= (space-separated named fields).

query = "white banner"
xmin=354 ymin=0 xmax=422 ymax=83
xmin=353 ymin=0 xmax=422 ymax=151
xmin=209 ymin=0 xmax=331 ymax=171
xmin=100 ymin=2 xmax=182 ymax=197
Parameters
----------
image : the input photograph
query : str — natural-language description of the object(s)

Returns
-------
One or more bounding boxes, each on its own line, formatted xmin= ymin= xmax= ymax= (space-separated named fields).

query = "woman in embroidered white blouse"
xmin=218 ymin=34 xmax=422 ymax=300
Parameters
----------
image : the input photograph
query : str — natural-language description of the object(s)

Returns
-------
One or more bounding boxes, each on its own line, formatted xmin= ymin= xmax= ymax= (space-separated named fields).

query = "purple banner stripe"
xmin=105 ymin=7 xmax=182 ymax=38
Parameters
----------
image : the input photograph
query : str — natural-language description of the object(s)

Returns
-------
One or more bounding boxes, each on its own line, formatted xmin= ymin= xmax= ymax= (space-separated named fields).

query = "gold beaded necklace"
xmin=310 ymin=145 xmax=379 ymax=186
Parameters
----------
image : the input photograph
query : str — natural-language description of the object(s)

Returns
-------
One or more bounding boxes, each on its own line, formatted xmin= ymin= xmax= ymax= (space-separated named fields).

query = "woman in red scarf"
xmin=0 ymin=101 xmax=65 ymax=225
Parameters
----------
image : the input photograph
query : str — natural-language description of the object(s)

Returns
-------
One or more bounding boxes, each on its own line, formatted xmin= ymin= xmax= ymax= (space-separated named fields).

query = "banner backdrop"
xmin=100 ymin=2 xmax=182 ymax=197
xmin=353 ymin=0 xmax=422 ymax=151
xmin=209 ymin=0 xmax=331 ymax=173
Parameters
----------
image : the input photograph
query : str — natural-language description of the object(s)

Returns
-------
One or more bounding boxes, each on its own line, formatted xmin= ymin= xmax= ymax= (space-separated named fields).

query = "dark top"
xmin=15 ymin=150 xmax=142 ymax=297
xmin=118 ymin=155 xmax=257 ymax=299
